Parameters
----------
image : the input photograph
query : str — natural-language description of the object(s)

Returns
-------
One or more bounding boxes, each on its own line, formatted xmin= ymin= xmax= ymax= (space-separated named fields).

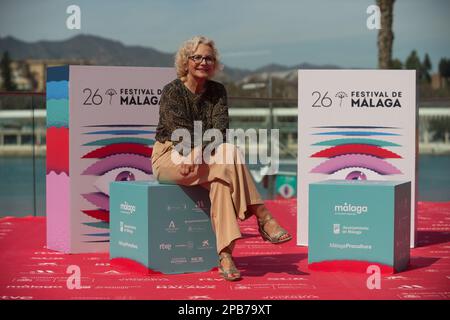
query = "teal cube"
xmin=109 ymin=180 xmax=217 ymax=274
xmin=308 ymin=180 xmax=411 ymax=273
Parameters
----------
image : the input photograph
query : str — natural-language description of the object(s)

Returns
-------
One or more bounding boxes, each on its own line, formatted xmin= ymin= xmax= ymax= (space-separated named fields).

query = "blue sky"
xmin=0 ymin=0 xmax=449 ymax=71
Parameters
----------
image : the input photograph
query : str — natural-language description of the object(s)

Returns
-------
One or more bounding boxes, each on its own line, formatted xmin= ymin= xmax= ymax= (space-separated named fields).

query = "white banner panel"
xmin=297 ymin=70 xmax=417 ymax=248
xmin=46 ymin=65 xmax=176 ymax=253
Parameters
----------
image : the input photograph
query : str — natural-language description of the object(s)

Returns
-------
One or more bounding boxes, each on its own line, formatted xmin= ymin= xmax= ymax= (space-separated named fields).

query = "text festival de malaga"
xmin=351 ymin=90 xmax=403 ymax=108
xmin=119 ymin=88 xmax=162 ymax=106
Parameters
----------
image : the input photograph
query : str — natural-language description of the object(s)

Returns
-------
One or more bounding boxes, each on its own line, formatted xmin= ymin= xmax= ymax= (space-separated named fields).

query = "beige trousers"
xmin=151 ymin=141 xmax=264 ymax=254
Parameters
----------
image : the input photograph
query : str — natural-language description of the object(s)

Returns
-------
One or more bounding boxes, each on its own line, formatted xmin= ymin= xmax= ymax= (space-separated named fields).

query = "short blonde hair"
xmin=175 ymin=36 xmax=222 ymax=82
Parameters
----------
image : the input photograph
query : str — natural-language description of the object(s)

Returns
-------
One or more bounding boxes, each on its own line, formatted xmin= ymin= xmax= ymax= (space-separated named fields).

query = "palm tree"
xmin=0 ymin=51 xmax=17 ymax=91
xmin=377 ymin=0 xmax=395 ymax=69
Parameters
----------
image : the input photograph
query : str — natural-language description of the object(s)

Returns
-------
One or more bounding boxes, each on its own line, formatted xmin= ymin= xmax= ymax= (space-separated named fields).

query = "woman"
xmin=151 ymin=36 xmax=292 ymax=281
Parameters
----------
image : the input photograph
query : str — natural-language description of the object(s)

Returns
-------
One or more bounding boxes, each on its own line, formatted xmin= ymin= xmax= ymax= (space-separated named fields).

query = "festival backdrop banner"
xmin=297 ymin=70 xmax=417 ymax=248
xmin=46 ymin=65 xmax=175 ymax=253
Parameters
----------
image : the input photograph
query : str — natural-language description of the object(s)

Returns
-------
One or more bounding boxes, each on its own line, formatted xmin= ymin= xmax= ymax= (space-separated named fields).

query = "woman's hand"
xmin=177 ymin=145 xmax=202 ymax=176
xmin=179 ymin=163 xmax=195 ymax=176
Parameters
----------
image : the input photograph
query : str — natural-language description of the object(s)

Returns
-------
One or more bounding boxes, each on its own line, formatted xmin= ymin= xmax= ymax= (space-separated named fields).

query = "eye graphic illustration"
xmin=310 ymin=127 xmax=403 ymax=181
xmin=347 ymin=171 xmax=366 ymax=180
xmin=80 ymin=126 xmax=156 ymax=242
xmin=82 ymin=153 xmax=153 ymax=176
xmin=92 ymin=166 xmax=153 ymax=196
xmin=278 ymin=184 xmax=295 ymax=198
xmin=311 ymin=144 xmax=401 ymax=159
xmin=82 ymin=142 xmax=153 ymax=158
xmin=310 ymin=154 xmax=402 ymax=175
xmin=84 ymin=129 xmax=155 ymax=136
xmin=83 ymin=136 xmax=155 ymax=146
xmin=313 ymin=130 xmax=399 ymax=137
xmin=115 ymin=170 xmax=135 ymax=181
xmin=312 ymin=138 xmax=401 ymax=148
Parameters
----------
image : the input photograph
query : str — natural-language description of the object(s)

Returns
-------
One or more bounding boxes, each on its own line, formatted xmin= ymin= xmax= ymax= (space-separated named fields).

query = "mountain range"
xmin=0 ymin=34 xmax=340 ymax=83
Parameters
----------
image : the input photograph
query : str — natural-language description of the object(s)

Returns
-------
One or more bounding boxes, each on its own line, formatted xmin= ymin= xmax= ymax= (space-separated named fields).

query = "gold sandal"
xmin=218 ymin=253 xmax=241 ymax=281
xmin=258 ymin=214 xmax=292 ymax=244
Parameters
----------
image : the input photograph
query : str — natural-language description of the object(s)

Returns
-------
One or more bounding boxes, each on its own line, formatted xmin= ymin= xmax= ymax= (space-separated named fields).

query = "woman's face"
xmin=187 ymin=44 xmax=215 ymax=80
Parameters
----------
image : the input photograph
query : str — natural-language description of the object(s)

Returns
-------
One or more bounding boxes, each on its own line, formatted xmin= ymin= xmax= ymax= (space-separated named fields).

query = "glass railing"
xmin=1 ymin=92 xmax=449 ymax=217
xmin=0 ymin=93 xmax=46 ymax=217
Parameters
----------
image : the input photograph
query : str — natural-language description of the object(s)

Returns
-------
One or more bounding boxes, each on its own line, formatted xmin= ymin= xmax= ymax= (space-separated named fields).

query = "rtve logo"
xmin=160 ymin=243 xmax=172 ymax=251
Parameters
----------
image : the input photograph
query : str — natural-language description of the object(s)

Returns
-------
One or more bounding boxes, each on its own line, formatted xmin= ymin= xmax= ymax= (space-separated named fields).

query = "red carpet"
xmin=1 ymin=200 xmax=449 ymax=300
